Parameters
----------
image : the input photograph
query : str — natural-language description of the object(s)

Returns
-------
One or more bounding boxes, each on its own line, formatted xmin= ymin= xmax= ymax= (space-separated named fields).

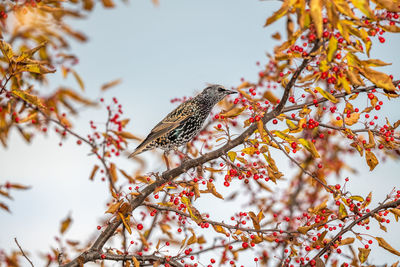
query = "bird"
xmin=129 ymin=84 xmax=236 ymax=158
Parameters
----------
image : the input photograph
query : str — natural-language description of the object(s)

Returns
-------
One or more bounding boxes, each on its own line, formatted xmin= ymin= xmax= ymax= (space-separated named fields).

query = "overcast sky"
xmin=1 ymin=0 xmax=400 ymax=266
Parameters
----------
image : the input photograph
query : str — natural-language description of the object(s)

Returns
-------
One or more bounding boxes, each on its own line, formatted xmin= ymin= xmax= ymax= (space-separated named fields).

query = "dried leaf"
xmin=358 ymin=247 xmax=371 ymax=263
xmin=316 ymin=87 xmax=338 ymax=103
xmin=344 ymin=112 xmax=360 ymax=126
xmin=105 ymin=200 xmax=123 ymax=214
xmin=89 ymin=165 xmax=99 ymax=180
xmin=359 ymin=66 xmax=396 ymax=91
xmin=327 ymin=36 xmax=338 ymax=62
xmin=299 ymin=138 xmax=320 ymax=158
xmin=11 ymin=89 xmax=45 ymax=109
xmin=101 ymin=0 xmax=115 ymax=8
xmin=339 ymin=203 xmax=348 ymax=219
xmin=375 ymin=237 xmax=400 ymax=256
xmin=248 ymin=211 xmax=260 ymax=230
xmin=310 ymin=0 xmax=323 ymax=38
xmin=119 ymin=212 xmax=132 ymax=234
xmin=265 ymin=1 xmax=290 ymax=26
xmin=109 ymin=163 xmax=118 ymax=183
xmin=71 ymin=69 xmax=84 ymax=91
xmin=101 ymin=79 xmax=122 ymax=91
xmin=213 ymin=225 xmax=227 ymax=235
xmin=227 ymin=151 xmax=237 ymax=162
xmin=60 ymin=215 xmax=72 ymax=234
xmin=220 ymin=106 xmax=247 ymax=118
xmin=0 ymin=202 xmax=10 ymax=212
xmin=132 ymin=256 xmax=140 ymax=267
xmin=365 ymin=151 xmax=378 ymax=171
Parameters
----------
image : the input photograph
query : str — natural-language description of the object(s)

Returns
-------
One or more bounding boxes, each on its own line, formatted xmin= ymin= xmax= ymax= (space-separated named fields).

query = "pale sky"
xmin=1 ymin=0 xmax=400 ymax=266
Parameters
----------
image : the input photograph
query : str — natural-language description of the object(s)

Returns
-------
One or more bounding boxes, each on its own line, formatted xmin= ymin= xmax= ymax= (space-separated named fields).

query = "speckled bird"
xmin=129 ymin=84 xmax=236 ymax=158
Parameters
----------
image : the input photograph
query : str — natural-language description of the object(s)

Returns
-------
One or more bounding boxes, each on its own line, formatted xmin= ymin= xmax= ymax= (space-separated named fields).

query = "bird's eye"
xmin=218 ymin=87 xmax=225 ymax=92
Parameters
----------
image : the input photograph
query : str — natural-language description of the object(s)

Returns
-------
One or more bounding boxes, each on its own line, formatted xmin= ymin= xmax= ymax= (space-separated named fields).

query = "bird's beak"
xmin=226 ymin=89 xmax=237 ymax=95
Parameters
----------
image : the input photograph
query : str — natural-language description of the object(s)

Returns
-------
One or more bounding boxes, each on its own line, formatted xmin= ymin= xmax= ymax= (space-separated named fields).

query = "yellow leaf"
xmin=344 ymin=112 xmax=360 ymax=126
xmin=227 ymin=151 xmax=237 ymax=162
xmin=265 ymin=1 xmax=290 ymax=26
xmin=101 ymin=79 xmax=122 ymax=91
xmin=351 ymin=0 xmax=375 ymax=18
xmin=350 ymin=195 xmax=364 ymax=202
xmin=365 ymin=151 xmax=378 ymax=171
xmin=220 ymin=106 xmax=247 ymax=118
xmin=132 ymin=256 xmax=140 ymax=267
xmin=17 ymin=63 xmax=56 ymax=74
xmin=242 ymin=147 xmax=257 ymax=155
xmin=375 ymin=237 xmax=400 ymax=256
xmin=358 ymin=247 xmax=371 ymax=263
xmin=310 ymin=0 xmax=324 ymax=38
xmin=371 ymin=0 xmax=400 ymax=12
xmin=338 ymin=76 xmax=352 ymax=94
xmin=299 ymin=138 xmax=320 ymax=158
xmin=316 ymin=87 xmax=338 ymax=103
xmin=339 ymin=203 xmax=348 ymax=219
xmin=60 ymin=215 xmax=72 ymax=234
xmin=89 ymin=165 xmax=99 ymax=180
xmin=358 ymin=66 xmax=396 ymax=91
xmin=16 ymin=42 xmax=47 ymax=62
xmin=213 ymin=225 xmax=227 ymax=234
xmin=119 ymin=212 xmax=132 ymax=234
xmin=286 ymin=119 xmax=297 ymax=130
xmin=327 ymin=36 xmax=338 ymax=62
xmin=0 ymin=40 xmax=14 ymax=60
xmin=71 ymin=69 xmax=84 ymax=91
xmin=11 ymin=89 xmax=45 ymax=109
xmin=333 ymin=0 xmax=358 ymax=20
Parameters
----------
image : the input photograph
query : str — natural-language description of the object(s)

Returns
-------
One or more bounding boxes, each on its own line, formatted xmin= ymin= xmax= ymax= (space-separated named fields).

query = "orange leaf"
xmin=101 ymin=79 xmax=122 ymax=91
xmin=101 ymin=0 xmax=115 ymax=8
xmin=132 ymin=256 xmax=140 ymax=267
xmin=105 ymin=200 xmax=123 ymax=214
xmin=310 ymin=0 xmax=323 ymax=38
xmin=89 ymin=165 xmax=99 ymax=180
xmin=365 ymin=151 xmax=378 ymax=171
xmin=375 ymin=237 xmax=400 ymax=256
xmin=60 ymin=215 xmax=72 ymax=234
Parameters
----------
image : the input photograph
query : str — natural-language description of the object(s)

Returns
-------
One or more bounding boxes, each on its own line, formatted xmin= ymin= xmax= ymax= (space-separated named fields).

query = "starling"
xmin=129 ymin=84 xmax=236 ymax=158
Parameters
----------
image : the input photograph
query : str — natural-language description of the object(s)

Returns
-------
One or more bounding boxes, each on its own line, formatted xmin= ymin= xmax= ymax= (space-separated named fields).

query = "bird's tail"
xmin=128 ymin=145 xmax=146 ymax=158
xmin=128 ymin=135 xmax=153 ymax=158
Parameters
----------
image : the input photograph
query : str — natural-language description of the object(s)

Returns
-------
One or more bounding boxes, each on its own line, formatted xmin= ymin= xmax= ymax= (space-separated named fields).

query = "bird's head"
xmin=197 ymin=84 xmax=236 ymax=106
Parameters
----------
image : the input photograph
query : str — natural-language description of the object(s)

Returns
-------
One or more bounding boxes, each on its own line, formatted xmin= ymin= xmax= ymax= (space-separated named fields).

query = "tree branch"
xmin=14 ymin=238 xmax=34 ymax=267
xmin=61 ymin=40 xmax=323 ymax=267
xmin=307 ymin=198 xmax=400 ymax=265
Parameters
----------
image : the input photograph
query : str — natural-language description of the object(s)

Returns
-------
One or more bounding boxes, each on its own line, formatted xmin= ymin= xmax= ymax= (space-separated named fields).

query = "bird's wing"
xmin=129 ymin=100 xmax=196 ymax=157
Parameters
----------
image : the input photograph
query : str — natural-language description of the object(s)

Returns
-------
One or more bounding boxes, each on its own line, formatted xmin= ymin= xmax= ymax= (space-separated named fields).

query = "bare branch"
xmin=14 ymin=238 xmax=34 ymax=267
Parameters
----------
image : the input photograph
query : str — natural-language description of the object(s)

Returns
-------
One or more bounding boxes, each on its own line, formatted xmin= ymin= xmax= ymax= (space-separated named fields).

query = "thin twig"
xmin=307 ymin=198 xmax=400 ymax=265
xmin=265 ymin=129 xmax=333 ymax=192
xmin=143 ymin=202 xmax=297 ymax=235
xmin=14 ymin=238 xmax=34 ymax=267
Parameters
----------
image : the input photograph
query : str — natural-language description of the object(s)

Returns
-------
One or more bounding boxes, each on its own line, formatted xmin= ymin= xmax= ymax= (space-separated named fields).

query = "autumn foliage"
xmin=2 ymin=0 xmax=400 ymax=267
